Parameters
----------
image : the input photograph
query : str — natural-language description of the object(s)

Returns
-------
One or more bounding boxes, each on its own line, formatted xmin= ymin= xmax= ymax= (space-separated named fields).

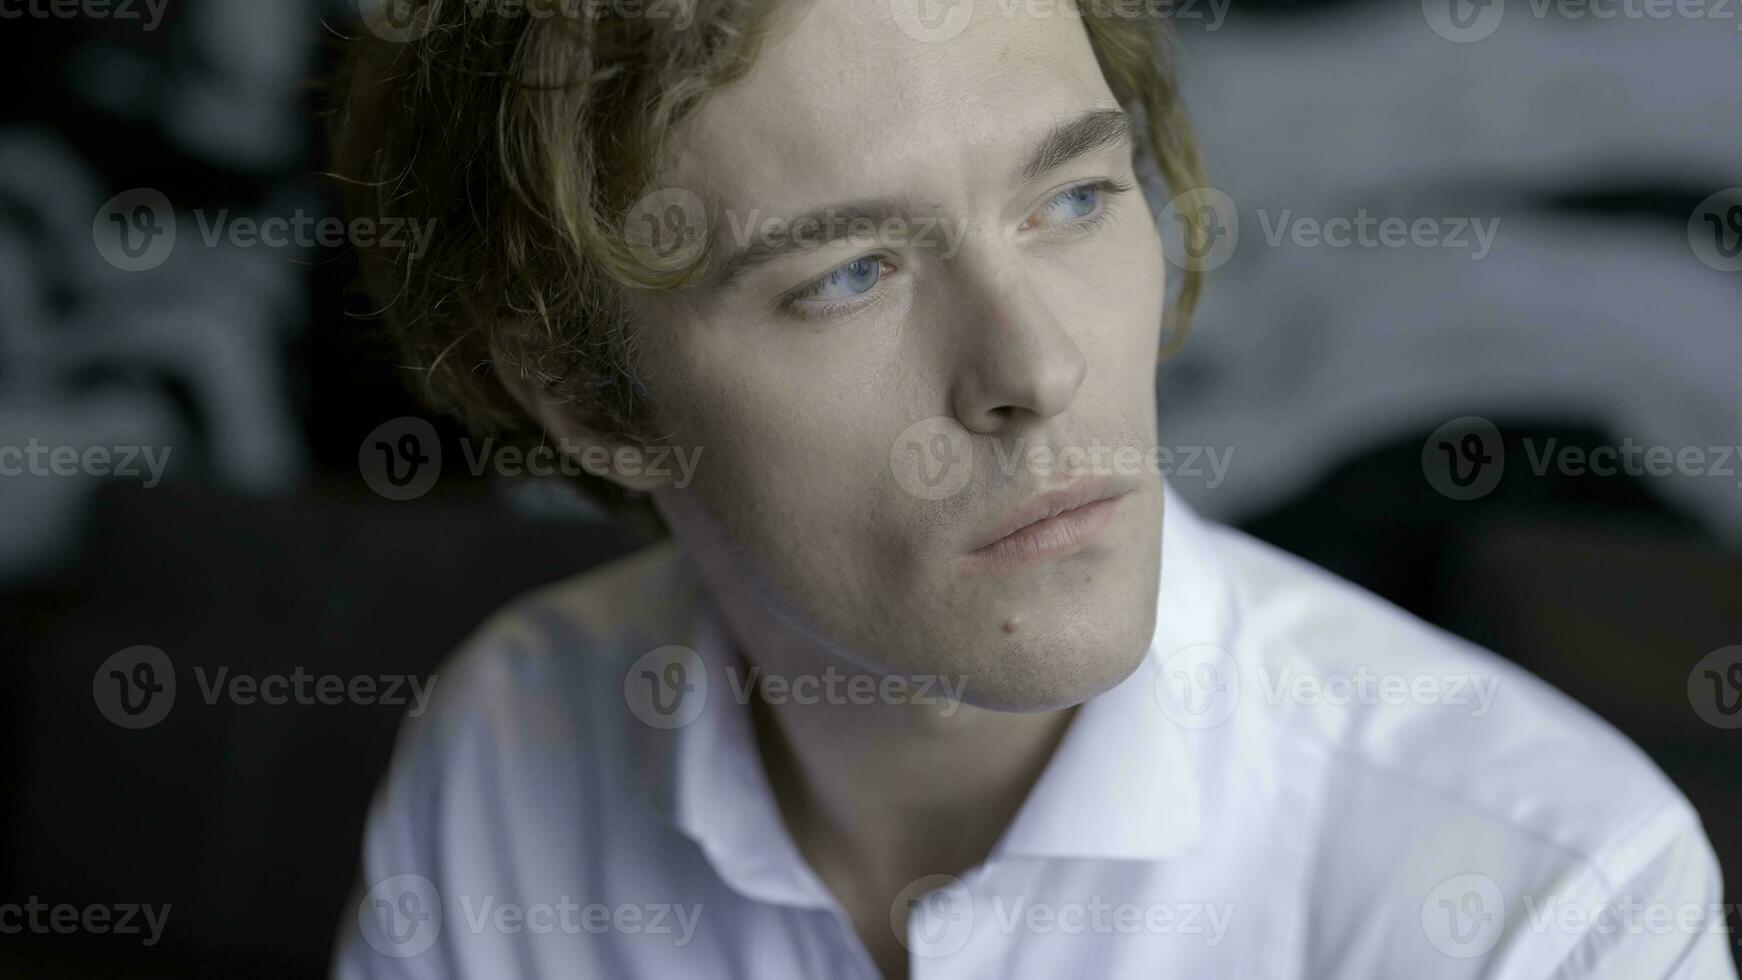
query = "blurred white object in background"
xmin=1158 ymin=3 xmax=1742 ymax=540
xmin=0 ymin=130 xmax=306 ymax=581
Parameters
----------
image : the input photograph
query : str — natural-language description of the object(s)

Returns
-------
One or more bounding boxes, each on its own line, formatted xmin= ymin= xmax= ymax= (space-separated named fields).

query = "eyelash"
xmin=779 ymin=177 xmax=1134 ymax=322
xmin=780 ymin=256 xmax=898 ymax=321
xmin=1028 ymin=177 xmax=1133 ymax=236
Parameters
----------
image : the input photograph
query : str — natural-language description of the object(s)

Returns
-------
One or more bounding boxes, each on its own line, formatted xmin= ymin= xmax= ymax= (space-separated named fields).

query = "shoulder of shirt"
xmin=404 ymin=539 xmax=692 ymax=743
xmin=1190 ymin=515 xmax=1706 ymax=888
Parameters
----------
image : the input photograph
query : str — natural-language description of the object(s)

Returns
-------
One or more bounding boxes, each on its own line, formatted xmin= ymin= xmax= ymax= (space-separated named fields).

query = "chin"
xmin=917 ymin=522 xmax=1164 ymax=714
xmin=947 ymin=612 xmax=1158 ymax=713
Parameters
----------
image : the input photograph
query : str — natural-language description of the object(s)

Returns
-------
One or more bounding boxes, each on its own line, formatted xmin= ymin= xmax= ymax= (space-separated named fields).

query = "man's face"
xmin=634 ymin=0 xmax=1168 ymax=711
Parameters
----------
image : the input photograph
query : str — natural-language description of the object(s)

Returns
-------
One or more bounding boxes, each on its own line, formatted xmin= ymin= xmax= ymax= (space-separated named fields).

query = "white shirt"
xmin=333 ymin=484 xmax=1734 ymax=979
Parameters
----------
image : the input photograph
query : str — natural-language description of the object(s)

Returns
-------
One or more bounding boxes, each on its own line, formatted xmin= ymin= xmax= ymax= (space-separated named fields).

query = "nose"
xmin=949 ymin=267 xmax=1088 ymax=435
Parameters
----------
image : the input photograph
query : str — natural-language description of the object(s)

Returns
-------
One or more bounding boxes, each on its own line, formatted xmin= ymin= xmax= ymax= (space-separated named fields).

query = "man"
xmin=331 ymin=0 xmax=1732 ymax=976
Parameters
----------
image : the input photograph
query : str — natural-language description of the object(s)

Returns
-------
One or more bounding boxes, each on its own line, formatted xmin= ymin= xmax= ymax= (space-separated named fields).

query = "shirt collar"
xmin=651 ymin=585 xmax=838 ymax=909
xmin=640 ymin=479 xmax=1234 ymax=901
xmin=989 ymin=480 xmax=1234 ymax=862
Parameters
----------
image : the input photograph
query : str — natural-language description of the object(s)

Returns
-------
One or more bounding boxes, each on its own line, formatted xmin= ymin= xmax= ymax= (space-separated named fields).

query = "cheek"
xmin=645 ymin=321 xmax=912 ymax=575
xmin=1038 ymin=209 xmax=1168 ymax=391
xmin=1117 ymin=202 xmax=1168 ymax=345
xmin=1108 ymin=206 xmax=1167 ymax=392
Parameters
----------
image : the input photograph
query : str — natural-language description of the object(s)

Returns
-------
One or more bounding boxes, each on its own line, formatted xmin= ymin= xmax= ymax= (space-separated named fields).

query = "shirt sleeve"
xmin=1543 ymin=810 xmax=1736 ymax=980
xmin=330 ymin=705 xmax=454 ymax=980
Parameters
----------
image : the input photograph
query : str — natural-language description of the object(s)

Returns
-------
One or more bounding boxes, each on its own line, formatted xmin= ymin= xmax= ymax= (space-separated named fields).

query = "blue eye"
xmin=793 ymin=255 xmax=884 ymax=304
xmin=1026 ymin=179 xmax=1131 ymax=231
xmin=1043 ymin=184 xmax=1103 ymax=222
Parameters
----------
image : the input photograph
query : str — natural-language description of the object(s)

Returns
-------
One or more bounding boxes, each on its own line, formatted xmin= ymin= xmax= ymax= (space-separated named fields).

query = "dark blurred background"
xmin=1 ymin=0 xmax=1738 ymax=975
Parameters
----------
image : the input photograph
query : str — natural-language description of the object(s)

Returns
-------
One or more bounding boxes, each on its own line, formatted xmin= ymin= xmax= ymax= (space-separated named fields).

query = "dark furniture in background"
xmin=1 ymin=481 xmax=645 ymax=978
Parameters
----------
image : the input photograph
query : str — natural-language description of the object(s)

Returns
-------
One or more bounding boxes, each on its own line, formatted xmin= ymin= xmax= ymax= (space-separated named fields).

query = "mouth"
xmin=960 ymin=477 xmax=1135 ymax=569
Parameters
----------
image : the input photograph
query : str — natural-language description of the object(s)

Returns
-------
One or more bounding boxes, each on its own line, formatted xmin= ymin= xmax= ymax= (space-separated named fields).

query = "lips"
xmin=962 ymin=477 xmax=1134 ymax=567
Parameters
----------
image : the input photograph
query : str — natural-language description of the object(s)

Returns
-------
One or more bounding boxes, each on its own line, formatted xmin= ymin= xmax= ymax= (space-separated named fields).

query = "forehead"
xmin=667 ymin=0 xmax=1118 ymax=212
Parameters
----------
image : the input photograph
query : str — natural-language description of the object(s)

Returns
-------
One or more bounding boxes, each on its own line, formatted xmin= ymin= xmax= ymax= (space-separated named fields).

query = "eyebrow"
xmin=1017 ymin=107 xmax=1134 ymax=185
xmin=712 ymin=196 xmax=917 ymax=290
xmin=709 ymin=107 xmax=1134 ymax=289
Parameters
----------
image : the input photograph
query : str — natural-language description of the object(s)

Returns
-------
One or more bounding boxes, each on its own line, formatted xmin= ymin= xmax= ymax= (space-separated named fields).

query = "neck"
xmin=741 ymin=637 xmax=1075 ymax=885
xmin=661 ymin=521 xmax=1079 ymax=887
